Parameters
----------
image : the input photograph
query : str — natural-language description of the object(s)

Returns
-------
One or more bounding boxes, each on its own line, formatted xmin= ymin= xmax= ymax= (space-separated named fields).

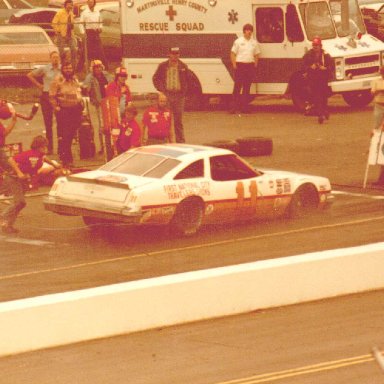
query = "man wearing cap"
xmin=152 ymin=47 xmax=193 ymax=143
xmin=230 ymin=23 xmax=260 ymax=114
xmin=303 ymin=37 xmax=333 ymax=124
xmin=103 ymin=66 xmax=132 ymax=159
xmin=105 ymin=66 xmax=132 ymax=111
xmin=52 ymin=0 xmax=77 ymax=69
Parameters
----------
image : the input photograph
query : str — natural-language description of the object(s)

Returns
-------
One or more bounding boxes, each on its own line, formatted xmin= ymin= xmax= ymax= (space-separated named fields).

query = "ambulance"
xmin=120 ymin=0 xmax=384 ymax=110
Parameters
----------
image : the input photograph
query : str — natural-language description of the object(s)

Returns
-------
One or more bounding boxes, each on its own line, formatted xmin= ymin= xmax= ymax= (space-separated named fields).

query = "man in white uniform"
xmin=230 ymin=23 xmax=260 ymax=114
xmin=79 ymin=0 xmax=107 ymax=68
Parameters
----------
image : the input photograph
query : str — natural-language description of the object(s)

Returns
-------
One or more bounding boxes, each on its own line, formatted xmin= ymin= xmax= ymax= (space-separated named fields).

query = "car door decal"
xmin=236 ymin=180 xmax=258 ymax=207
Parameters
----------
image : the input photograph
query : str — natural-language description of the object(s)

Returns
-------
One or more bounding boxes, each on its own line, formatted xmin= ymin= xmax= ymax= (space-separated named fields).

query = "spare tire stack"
xmin=236 ymin=137 xmax=273 ymax=156
xmin=205 ymin=137 xmax=273 ymax=157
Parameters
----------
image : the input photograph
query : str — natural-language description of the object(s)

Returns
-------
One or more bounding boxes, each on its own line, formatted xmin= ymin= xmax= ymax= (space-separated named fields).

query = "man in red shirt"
xmin=104 ymin=67 xmax=132 ymax=159
xmin=1 ymin=135 xmax=60 ymax=234
xmin=115 ymin=105 xmax=141 ymax=154
xmin=142 ymin=93 xmax=175 ymax=145
xmin=105 ymin=67 xmax=132 ymax=113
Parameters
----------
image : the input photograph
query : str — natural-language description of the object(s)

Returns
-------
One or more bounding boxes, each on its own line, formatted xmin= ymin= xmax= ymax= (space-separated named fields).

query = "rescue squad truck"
xmin=120 ymin=0 xmax=384 ymax=110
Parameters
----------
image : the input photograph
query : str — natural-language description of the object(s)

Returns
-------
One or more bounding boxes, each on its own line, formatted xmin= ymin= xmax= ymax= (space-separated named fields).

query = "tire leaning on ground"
xmin=236 ymin=137 xmax=273 ymax=157
xmin=204 ymin=140 xmax=241 ymax=154
xmin=285 ymin=184 xmax=319 ymax=219
xmin=170 ymin=197 xmax=204 ymax=236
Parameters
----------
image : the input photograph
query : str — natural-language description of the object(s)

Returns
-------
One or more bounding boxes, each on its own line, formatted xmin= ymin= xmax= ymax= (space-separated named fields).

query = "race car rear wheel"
xmin=286 ymin=184 xmax=319 ymax=219
xmin=170 ymin=197 xmax=204 ymax=236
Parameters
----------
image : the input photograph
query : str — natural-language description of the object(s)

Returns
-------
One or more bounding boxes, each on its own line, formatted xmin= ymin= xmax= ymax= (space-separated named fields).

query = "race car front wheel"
xmin=285 ymin=184 xmax=319 ymax=219
xmin=171 ymin=198 xmax=204 ymax=236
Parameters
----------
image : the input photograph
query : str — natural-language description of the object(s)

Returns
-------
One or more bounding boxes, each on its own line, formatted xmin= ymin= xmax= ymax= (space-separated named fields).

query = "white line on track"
xmin=0 ymin=235 xmax=56 ymax=247
xmin=333 ymin=190 xmax=384 ymax=199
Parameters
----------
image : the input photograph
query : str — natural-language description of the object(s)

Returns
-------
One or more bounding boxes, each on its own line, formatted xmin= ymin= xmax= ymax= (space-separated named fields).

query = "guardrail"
xmin=1 ymin=241 xmax=384 ymax=356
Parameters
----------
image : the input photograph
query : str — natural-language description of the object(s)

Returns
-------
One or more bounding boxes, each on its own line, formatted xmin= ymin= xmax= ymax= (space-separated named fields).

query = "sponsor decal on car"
xmin=163 ymin=181 xmax=210 ymax=199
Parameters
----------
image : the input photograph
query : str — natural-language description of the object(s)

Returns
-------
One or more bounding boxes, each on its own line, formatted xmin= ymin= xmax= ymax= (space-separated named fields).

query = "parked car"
xmin=0 ymin=25 xmax=57 ymax=75
xmin=98 ymin=3 xmax=121 ymax=60
xmin=48 ymin=0 xmax=116 ymax=17
xmin=0 ymin=0 xmax=34 ymax=24
xmin=7 ymin=7 xmax=57 ymax=37
xmin=44 ymin=144 xmax=333 ymax=236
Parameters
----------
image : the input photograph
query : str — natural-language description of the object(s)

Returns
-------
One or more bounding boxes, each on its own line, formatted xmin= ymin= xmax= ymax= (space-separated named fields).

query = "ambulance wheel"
xmin=185 ymin=74 xmax=204 ymax=110
xmin=204 ymin=140 xmax=240 ymax=154
xmin=236 ymin=137 xmax=273 ymax=157
xmin=342 ymin=90 xmax=373 ymax=108
xmin=170 ymin=197 xmax=204 ymax=236
xmin=185 ymin=92 xmax=203 ymax=111
xmin=285 ymin=184 xmax=319 ymax=219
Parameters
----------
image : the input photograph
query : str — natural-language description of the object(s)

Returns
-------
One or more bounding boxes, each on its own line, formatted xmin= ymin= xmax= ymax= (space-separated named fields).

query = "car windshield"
xmin=299 ymin=0 xmax=365 ymax=40
xmin=0 ymin=31 xmax=49 ymax=44
xmin=330 ymin=0 xmax=366 ymax=36
xmin=100 ymin=152 xmax=181 ymax=178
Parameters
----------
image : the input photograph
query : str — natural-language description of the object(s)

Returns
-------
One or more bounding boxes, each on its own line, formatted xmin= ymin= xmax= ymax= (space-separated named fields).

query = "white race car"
xmin=44 ymin=144 xmax=333 ymax=235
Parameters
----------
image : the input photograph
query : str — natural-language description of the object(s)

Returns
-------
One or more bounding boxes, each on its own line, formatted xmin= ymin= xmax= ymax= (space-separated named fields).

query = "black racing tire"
xmin=342 ymin=90 xmax=373 ymax=108
xmin=236 ymin=137 xmax=273 ymax=157
xmin=170 ymin=198 xmax=204 ymax=236
xmin=204 ymin=140 xmax=240 ymax=154
xmin=285 ymin=184 xmax=319 ymax=219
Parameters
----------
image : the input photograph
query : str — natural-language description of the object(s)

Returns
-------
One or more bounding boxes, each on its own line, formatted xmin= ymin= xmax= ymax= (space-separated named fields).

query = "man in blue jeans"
xmin=153 ymin=47 xmax=195 ymax=143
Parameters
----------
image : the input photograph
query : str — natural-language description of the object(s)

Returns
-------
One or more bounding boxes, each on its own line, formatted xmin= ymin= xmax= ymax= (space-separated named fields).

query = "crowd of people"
xmin=0 ymin=40 xmax=192 ymax=232
xmin=24 ymin=45 xmax=187 ymax=168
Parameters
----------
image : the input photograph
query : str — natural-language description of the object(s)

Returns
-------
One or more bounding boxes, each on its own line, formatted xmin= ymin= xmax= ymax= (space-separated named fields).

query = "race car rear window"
xmin=100 ymin=152 xmax=180 ymax=178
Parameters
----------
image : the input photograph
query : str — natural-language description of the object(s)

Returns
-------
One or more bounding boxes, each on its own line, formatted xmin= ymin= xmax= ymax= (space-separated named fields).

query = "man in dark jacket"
xmin=152 ymin=47 xmax=193 ymax=143
xmin=303 ymin=37 xmax=333 ymax=124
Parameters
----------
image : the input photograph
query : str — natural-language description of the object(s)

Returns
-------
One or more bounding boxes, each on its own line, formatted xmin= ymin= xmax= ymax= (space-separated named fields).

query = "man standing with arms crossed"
xmin=230 ymin=23 xmax=260 ymax=114
xmin=49 ymin=61 xmax=83 ymax=168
